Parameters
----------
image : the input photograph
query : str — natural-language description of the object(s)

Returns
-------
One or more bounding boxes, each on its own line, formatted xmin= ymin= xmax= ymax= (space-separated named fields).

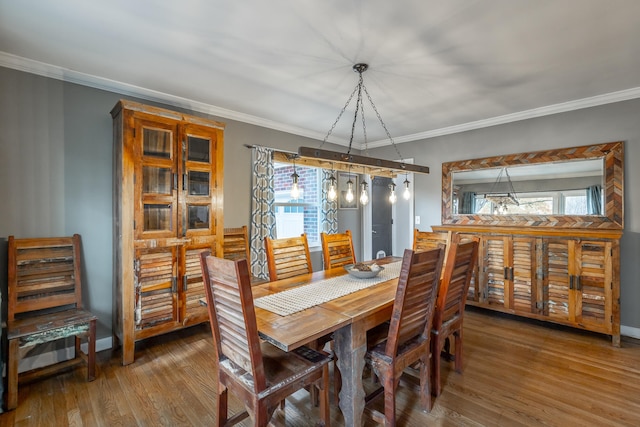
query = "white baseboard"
xmin=18 ymin=336 xmax=113 ymax=374
xmin=621 ymin=325 xmax=640 ymax=340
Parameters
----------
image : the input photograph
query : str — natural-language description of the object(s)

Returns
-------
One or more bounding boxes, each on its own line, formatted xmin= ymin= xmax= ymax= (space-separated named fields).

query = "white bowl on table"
xmin=344 ymin=263 xmax=384 ymax=279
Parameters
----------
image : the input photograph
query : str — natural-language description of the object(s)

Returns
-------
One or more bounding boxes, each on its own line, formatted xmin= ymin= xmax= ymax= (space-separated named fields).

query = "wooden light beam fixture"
xmin=291 ymin=63 xmax=430 ymax=179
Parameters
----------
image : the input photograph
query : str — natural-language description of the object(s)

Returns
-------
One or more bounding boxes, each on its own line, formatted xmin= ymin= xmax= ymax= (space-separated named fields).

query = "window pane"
xmin=144 ymin=204 xmax=172 ymax=231
xmin=187 ymin=136 xmax=210 ymax=162
xmin=510 ymin=197 xmax=553 ymax=215
xmin=188 ymin=171 xmax=209 ymax=195
xmin=143 ymin=128 xmax=172 ymax=158
xmin=143 ymin=166 xmax=172 ymax=194
xmin=564 ymin=195 xmax=587 ymax=215
xmin=273 ymin=163 xmax=321 ymax=245
xmin=188 ymin=205 xmax=209 ymax=229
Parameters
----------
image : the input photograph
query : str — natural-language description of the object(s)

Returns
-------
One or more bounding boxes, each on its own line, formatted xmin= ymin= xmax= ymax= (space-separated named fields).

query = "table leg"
xmin=334 ymin=321 xmax=366 ymax=426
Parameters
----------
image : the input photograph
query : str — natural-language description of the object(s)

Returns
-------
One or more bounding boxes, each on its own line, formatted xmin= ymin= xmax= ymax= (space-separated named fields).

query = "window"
xmin=475 ymin=189 xmax=590 ymax=215
xmin=273 ymin=162 xmax=322 ymax=247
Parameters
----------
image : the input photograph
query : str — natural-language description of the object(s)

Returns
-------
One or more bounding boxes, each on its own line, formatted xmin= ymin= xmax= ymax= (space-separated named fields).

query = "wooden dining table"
xmin=251 ymin=256 xmax=401 ymax=426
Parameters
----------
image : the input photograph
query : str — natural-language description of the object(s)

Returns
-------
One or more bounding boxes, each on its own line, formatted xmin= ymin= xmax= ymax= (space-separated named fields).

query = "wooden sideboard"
xmin=433 ymin=225 xmax=622 ymax=346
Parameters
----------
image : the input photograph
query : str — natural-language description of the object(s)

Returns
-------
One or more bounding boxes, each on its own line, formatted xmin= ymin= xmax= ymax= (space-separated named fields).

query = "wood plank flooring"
xmin=2 ymin=307 xmax=639 ymax=426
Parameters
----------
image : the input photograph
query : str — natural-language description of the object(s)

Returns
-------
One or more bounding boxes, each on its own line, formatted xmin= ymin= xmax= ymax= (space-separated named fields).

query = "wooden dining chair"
xmin=6 ymin=234 xmax=97 ymax=410
xmin=199 ymin=252 xmax=331 ymax=426
xmin=223 ymin=225 xmax=251 ymax=261
xmin=264 ymin=234 xmax=313 ymax=281
xmin=224 ymin=225 xmax=266 ymax=285
xmin=413 ymin=229 xmax=451 ymax=252
xmin=430 ymin=234 xmax=480 ymax=397
xmin=320 ymin=230 xmax=356 ymax=270
xmin=364 ymin=246 xmax=445 ymax=425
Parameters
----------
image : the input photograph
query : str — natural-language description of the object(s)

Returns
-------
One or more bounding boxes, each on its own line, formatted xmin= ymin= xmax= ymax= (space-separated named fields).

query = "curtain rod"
xmin=243 ymin=144 xmax=298 ymax=156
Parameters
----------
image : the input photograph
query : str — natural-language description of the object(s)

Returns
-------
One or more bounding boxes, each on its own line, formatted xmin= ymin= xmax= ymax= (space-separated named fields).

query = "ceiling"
xmin=2 ymin=0 xmax=640 ymax=149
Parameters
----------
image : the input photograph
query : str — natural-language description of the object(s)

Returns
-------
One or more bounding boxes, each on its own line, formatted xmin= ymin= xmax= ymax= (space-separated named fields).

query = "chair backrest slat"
xmin=321 ymin=231 xmax=356 ymax=270
xmin=385 ymin=247 xmax=444 ymax=357
xmin=264 ymin=234 xmax=312 ymax=281
xmin=200 ymin=253 xmax=266 ymax=391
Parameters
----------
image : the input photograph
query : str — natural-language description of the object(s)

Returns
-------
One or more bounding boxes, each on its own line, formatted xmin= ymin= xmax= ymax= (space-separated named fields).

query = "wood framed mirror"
xmin=441 ymin=142 xmax=624 ymax=229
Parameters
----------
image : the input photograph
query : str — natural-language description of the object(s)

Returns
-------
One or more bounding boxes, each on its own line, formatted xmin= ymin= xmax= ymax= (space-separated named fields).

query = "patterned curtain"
xmin=587 ymin=185 xmax=602 ymax=215
xmin=249 ymin=146 xmax=276 ymax=280
xmin=460 ymin=191 xmax=477 ymax=214
xmin=321 ymin=169 xmax=338 ymax=233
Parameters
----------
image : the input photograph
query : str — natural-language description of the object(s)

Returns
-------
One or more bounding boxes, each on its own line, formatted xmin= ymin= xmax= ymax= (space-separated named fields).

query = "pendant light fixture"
xmin=388 ymin=182 xmax=397 ymax=204
xmin=402 ymin=173 xmax=411 ymax=200
xmin=360 ymin=181 xmax=369 ymax=206
xmin=327 ymin=166 xmax=337 ymax=201
xmin=290 ymin=158 xmax=300 ymax=199
xmin=345 ymin=166 xmax=354 ymax=203
xmin=296 ymin=63 xmax=430 ymax=202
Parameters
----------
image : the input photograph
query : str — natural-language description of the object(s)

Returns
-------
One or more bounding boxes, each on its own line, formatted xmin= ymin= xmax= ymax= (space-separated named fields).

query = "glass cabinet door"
xmin=135 ymin=119 xmax=179 ymax=239
xmin=181 ymin=125 xmax=219 ymax=236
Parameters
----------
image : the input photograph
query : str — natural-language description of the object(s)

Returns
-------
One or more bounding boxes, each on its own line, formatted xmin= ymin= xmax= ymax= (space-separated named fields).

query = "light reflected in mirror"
xmin=452 ymin=159 xmax=604 ymax=216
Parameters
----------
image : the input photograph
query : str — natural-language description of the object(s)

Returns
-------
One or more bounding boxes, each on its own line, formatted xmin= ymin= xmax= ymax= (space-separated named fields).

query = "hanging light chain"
xmin=318 ymin=82 xmax=360 ymax=149
xmin=346 ymin=72 xmax=364 ymax=154
xmin=361 ymin=84 xmax=404 ymax=164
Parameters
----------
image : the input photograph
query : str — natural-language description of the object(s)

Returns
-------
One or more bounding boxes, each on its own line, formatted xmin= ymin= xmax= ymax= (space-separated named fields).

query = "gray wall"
xmin=1 ymin=65 xmax=638 ymax=341
xmin=368 ymin=101 xmax=640 ymax=330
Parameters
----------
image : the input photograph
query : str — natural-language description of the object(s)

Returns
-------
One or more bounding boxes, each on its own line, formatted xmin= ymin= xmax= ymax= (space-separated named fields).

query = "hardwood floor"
xmin=2 ymin=308 xmax=639 ymax=426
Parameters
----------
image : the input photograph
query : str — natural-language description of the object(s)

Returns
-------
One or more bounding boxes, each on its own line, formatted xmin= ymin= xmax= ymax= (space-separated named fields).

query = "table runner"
xmin=254 ymin=261 xmax=402 ymax=316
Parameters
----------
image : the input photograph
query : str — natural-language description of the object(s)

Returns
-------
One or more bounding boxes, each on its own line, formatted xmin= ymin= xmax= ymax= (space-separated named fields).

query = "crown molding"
xmin=0 ymin=52 xmax=333 ymax=143
xmin=3 ymin=51 xmax=640 ymax=150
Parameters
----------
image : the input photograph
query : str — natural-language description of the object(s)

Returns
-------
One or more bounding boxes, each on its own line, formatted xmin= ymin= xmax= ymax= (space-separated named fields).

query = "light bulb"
xmin=290 ymin=171 xmax=300 ymax=199
xmin=388 ymin=182 xmax=397 ymax=204
xmin=360 ymin=182 xmax=369 ymax=205
xmin=328 ymin=175 xmax=337 ymax=201
xmin=328 ymin=184 xmax=337 ymax=201
xmin=291 ymin=182 xmax=299 ymax=199
xmin=345 ymin=179 xmax=354 ymax=203
xmin=402 ymin=178 xmax=411 ymax=200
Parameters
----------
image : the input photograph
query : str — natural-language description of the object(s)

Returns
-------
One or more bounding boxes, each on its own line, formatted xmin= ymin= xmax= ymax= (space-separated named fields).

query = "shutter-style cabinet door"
xmin=573 ymin=240 xmax=613 ymax=332
xmin=480 ymin=236 xmax=509 ymax=307
xmin=134 ymin=247 xmax=179 ymax=333
xmin=542 ymin=238 xmax=572 ymax=322
xmin=180 ymin=244 xmax=215 ymax=326
xmin=511 ymin=237 xmax=537 ymax=314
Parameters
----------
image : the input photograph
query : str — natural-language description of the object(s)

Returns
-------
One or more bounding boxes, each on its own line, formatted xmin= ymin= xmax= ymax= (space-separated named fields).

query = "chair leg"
xmin=87 ymin=319 xmax=97 ymax=381
xmin=431 ymin=336 xmax=443 ymax=397
xmin=217 ymin=383 xmax=228 ymax=425
xmin=255 ymin=401 xmax=269 ymax=427
xmin=6 ymin=338 xmax=19 ymax=410
xmin=319 ymin=365 xmax=331 ymax=427
xmin=383 ymin=374 xmax=397 ymax=427
xmin=419 ymin=357 xmax=432 ymax=412
xmin=454 ymin=329 xmax=463 ymax=373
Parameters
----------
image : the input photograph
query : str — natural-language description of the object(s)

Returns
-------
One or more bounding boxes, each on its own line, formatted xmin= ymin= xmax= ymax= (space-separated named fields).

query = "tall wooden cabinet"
xmin=111 ymin=100 xmax=224 ymax=365
xmin=433 ymin=226 xmax=621 ymax=346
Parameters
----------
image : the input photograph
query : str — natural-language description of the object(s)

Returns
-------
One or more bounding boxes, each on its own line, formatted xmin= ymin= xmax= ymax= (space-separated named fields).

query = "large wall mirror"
xmin=441 ymin=142 xmax=624 ymax=229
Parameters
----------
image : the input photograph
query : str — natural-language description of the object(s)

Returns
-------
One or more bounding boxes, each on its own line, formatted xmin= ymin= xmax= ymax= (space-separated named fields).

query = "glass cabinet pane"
xmin=144 ymin=204 xmax=172 ymax=231
xmin=187 ymin=136 xmax=210 ymax=162
xmin=188 ymin=205 xmax=209 ymax=229
xmin=143 ymin=166 xmax=172 ymax=194
xmin=143 ymin=128 xmax=172 ymax=158
xmin=188 ymin=171 xmax=210 ymax=196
